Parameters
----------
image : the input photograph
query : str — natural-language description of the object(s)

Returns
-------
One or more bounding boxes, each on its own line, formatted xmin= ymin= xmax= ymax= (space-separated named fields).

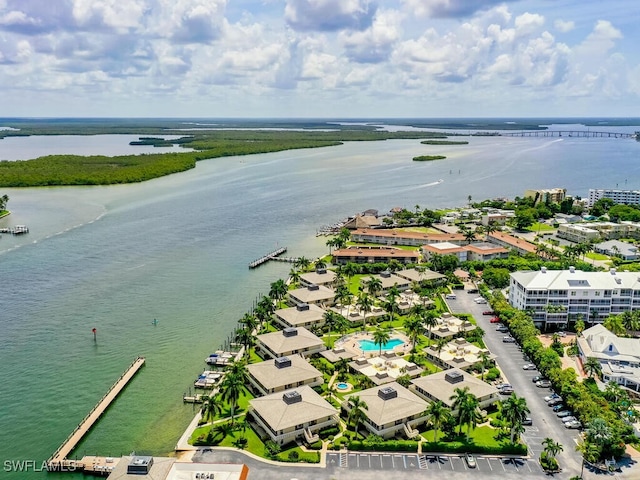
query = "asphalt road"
xmin=447 ymin=287 xmax=584 ymax=477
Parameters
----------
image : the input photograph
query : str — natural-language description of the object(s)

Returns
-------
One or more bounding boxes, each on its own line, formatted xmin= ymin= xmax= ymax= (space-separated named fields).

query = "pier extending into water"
xmin=248 ymin=246 xmax=288 ymax=268
xmin=46 ymin=356 xmax=145 ymax=472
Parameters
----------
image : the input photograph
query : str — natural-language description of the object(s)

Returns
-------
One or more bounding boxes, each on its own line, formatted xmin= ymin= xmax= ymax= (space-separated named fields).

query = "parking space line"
xmin=487 ymin=458 xmax=493 ymax=471
xmin=403 ymin=455 xmax=407 ymax=469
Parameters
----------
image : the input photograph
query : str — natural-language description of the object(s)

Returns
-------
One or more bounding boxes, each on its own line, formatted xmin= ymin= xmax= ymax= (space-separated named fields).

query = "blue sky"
xmin=0 ymin=0 xmax=638 ymax=117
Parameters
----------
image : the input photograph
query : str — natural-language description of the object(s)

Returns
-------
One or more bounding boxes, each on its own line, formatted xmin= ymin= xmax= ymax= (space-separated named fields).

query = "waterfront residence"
xmin=255 ymin=327 xmax=326 ymax=359
xmin=299 ymin=268 xmax=337 ymax=287
xmin=558 ymin=222 xmax=630 ymax=243
xmin=411 ymin=369 xmax=499 ymax=412
xmin=578 ymin=324 xmax=640 ymax=393
xmin=372 ymin=270 xmax=411 ymax=292
xmin=428 ymin=313 xmax=477 ymax=340
xmin=424 ymin=337 xmax=493 ymax=371
xmin=249 ymin=385 xmax=339 ymax=445
xmin=332 ymin=246 xmax=420 ymax=265
xmin=343 ymin=213 xmax=381 ymax=230
xmin=342 ymin=383 xmax=428 ymax=439
xmin=422 ymin=242 xmax=508 ymax=262
xmin=588 ymin=188 xmax=640 ymax=207
xmin=246 ymin=355 xmax=323 ymax=396
xmin=395 ymin=268 xmax=447 ymax=286
xmin=421 ymin=232 xmax=467 ymax=245
xmin=288 ymin=284 xmax=336 ymax=307
xmin=509 ymin=267 xmax=640 ymax=330
xmin=350 ymin=228 xmax=435 ymax=247
xmin=275 ymin=303 xmax=326 ymax=329
xmin=486 ymin=231 xmax=537 ymax=256
xmin=349 ymin=353 xmax=424 ymax=385
xmin=524 ymin=188 xmax=567 ymax=205
xmin=481 ymin=211 xmax=513 ymax=226
xmin=594 ymin=240 xmax=640 ymax=260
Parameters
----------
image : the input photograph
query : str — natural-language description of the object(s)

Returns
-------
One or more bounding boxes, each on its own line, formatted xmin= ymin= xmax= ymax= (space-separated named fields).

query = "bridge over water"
xmin=501 ymin=130 xmax=638 ymax=139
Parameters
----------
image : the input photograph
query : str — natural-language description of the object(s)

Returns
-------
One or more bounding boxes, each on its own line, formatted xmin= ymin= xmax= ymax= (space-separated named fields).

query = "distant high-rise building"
xmin=588 ymin=188 xmax=640 ymax=207
xmin=523 ymin=188 xmax=566 ymax=205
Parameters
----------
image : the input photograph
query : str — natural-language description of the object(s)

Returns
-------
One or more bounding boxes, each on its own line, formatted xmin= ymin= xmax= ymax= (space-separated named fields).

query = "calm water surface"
xmin=1 ymin=133 xmax=639 ymax=479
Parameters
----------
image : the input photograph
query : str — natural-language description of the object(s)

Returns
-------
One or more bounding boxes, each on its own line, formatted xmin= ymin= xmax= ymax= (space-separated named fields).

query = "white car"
xmin=562 ymin=416 xmax=578 ymax=423
xmin=474 ymin=297 xmax=487 ymax=304
xmin=522 ymin=363 xmax=536 ymax=370
xmin=445 ymin=294 xmax=457 ymax=299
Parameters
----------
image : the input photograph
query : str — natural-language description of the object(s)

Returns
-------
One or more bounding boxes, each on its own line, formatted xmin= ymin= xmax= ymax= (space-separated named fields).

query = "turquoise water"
xmin=0 ymin=129 xmax=639 ymax=479
xmin=358 ymin=338 xmax=404 ymax=351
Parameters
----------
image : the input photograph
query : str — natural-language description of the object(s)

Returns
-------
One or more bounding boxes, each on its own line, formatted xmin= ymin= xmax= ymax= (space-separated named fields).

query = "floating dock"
xmin=0 ymin=225 xmax=28 ymax=234
xmin=248 ymin=246 xmax=287 ymax=268
xmin=46 ymin=356 xmax=145 ymax=472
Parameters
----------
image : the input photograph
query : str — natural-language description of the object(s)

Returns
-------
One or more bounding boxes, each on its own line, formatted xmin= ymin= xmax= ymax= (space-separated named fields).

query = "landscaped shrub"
xmin=485 ymin=367 xmax=501 ymax=382
xmin=421 ymin=442 xmax=527 ymax=456
xmin=348 ymin=440 xmax=419 ymax=452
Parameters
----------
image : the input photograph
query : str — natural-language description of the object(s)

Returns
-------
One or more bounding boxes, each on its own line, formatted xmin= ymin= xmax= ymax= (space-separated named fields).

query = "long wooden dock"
xmin=47 ymin=356 xmax=145 ymax=471
xmin=248 ymin=246 xmax=287 ymax=269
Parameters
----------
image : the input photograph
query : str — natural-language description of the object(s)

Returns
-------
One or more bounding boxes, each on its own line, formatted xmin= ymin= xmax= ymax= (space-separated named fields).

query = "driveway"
xmin=446 ymin=288 xmax=584 ymax=477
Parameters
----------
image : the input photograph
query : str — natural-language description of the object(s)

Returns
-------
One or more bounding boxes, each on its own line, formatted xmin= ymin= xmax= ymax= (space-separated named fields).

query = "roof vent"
xmin=541 ymin=267 xmax=547 ymax=273
xmin=615 ymin=277 xmax=622 ymax=284
xmin=308 ymin=284 xmax=320 ymax=291
xmin=275 ymin=356 xmax=292 ymax=369
xmin=283 ymin=327 xmax=298 ymax=337
xmin=127 ymin=456 xmax=153 ymax=475
xmin=316 ymin=268 xmax=327 ymax=274
xmin=381 ymin=270 xmax=392 ymax=278
xmin=283 ymin=390 xmax=302 ymax=405
xmin=445 ymin=370 xmax=464 ymax=384
xmin=378 ymin=386 xmax=398 ymax=400
xmin=569 ymin=266 xmax=575 ymax=273
xmin=296 ymin=303 xmax=310 ymax=311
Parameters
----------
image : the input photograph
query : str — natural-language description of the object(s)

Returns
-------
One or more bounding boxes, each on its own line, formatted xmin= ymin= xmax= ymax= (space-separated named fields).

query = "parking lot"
xmin=325 ymin=452 xmax=544 ymax=475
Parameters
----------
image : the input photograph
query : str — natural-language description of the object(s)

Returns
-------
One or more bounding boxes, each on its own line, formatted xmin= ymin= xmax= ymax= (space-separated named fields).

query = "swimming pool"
xmin=358 ymin=338 xmax=403 ymax=352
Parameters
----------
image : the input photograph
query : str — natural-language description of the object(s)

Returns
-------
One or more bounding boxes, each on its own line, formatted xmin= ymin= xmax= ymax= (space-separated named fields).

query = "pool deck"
xmin=333 ymin=331 xmax=411 ymax=359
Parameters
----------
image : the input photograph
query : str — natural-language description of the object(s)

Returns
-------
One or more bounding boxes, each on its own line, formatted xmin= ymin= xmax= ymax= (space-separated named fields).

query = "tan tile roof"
xmin=487 ymin=231 xmax=537 ymax=253
xmin=332 ymin=247 xmax=420 ymax=259
xmin=275 ymin=304 xmax=326 ymax=327
xmin=256 ymin=327 xmax=324 ymax=355
xmin=299 ymin=269 xmax=337 ymax=285
xmin=250 ymin=385 xmax=338 ymax=431
xmin=247 ymin=355 xmax=322 ymax=391
xmin=288 ymin=285 xmax=336 ymax=303
xmin=343 ymin=382 xmax=427 ymax=426
xmin=411 ymin=369 xmax=499 ymax=407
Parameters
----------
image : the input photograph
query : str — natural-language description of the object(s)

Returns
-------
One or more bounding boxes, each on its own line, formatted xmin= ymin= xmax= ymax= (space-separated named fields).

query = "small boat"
xmin=205 ymin=351 xmax=234 ymax=366
xmin=194 ymin=371 xmax=221 ymax=388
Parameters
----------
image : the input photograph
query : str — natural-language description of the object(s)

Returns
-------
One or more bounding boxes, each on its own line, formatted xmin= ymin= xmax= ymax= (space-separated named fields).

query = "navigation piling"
xmin=46 ymin=356 xmax=145 ymax=473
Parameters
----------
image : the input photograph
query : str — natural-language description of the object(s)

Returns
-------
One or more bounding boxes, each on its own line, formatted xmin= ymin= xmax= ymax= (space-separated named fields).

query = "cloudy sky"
xmin=1 ymin=0 xmax=638 ymax=118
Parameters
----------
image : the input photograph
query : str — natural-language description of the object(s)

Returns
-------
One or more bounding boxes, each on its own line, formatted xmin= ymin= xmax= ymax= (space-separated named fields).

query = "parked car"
xmin=565 ymin=420 xmax=582 ymax=429
xmin=482 ymin=311 xmax=495 ymax=315
xmin=474 ymin=297 xmax=487 ymax=304
xmin=532 ymin=375 xmax=546 ymax=383
xmin=552 ymin=404 xmax=566 ymax=412
xmin=467 ymin=289 xmax=479 ymax=294
xmin=490 ymin=317 xmax=501 ymax=323
xmin=544 ymin=393 xmax=561 ymax=402
xmin=522 ymin=417 xmax=533 ymax=426
xmin=536 ymin=380 xmax=552 ymax=388
xmin=465 ymin=453 xmax=477 ymax=468
xmin=556 ymin=410 xmax=572 ymax=418
xmin=547 ymin=399 xmax=563 ymax=407
xmin=557 ymin=331 xmax=566 ymax=337
xmin=496 ymin=383 xmax=512 ymax=390
xmin=496 ymin=325 xmax=509 ymax=332
xmin=503 ymin=336 xmax=516 ymax=343
xmin=522 ymin=363 xmax=536 ymax=370
xmin=445 ymin=294 xmax=457 ymax=299
xmin=562 ymin=416 xmax=578 ymax=423
xmin=499 ymin=387 xmax=514 ymax=395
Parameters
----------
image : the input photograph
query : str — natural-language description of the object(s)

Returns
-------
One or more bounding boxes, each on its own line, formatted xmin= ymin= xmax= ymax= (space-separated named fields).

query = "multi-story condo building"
xmin=588 ymin=188 xmax=640 ymax=207
xmin=524 ymin=188 xmax=567 ymax=205
xmin=509 ymin=267 xmax=640 ymax=330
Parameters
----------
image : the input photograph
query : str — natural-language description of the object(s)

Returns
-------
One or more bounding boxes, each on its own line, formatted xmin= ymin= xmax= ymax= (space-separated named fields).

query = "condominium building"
xmin=509 ymin=267 xmax=640 ymax=330
xmin=588 ymin=188 xmax=640 ymax=207
xmin=524 ymin=188 xmax=567 ymax=205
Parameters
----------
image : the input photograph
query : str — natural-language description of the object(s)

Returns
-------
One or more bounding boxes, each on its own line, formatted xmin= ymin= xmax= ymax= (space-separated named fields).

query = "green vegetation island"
xmin=0 ymin=120 xmax=457 ymax=187
xmin=412 ymin=155 xmax=447 ymax=161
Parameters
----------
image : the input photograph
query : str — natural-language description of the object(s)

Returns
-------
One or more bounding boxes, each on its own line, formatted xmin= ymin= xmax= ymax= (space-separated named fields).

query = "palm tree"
xmin=478 ymin=350 xmax=491 ymax=381
xmin=583 ymin=357 xmax=602 ymax=379
xmin=603 ymin=315 xmax=626 ymax=336
xmin=288 ymin=268 xmax=301 ymax=286
xmin=463 ymin=229 xmax=477 ymax=244
xmin=449 ymin=386 xmax=480 ymax=440
xmin=586 ymin=417 xmax=612 ymax=447
xmin=373 ymin=326 xmax=391 ymax=356
xmin=542 ymin=437 xmax=563 ymax=468
xmin=384 ymin=284 xmax=401 ymax=320
xmin=295 ymin=256 xmax=311 ymax=271
xmin=201 ymin=394 xmax=223 ymax=424
xmin=0 ymin=194 xmax=8 ymax=211
xmin=235 ymin=326 xmax=254 ymax=352
xmin=239 ymin=312 xmax=258 ymax=332
xmin=575 ymin=315 xmax=585 ymax=336
xmin=219 ymin=360 xmax=248 ymax=424
xmin=423 ymin=310 xmax=439 ymax=339
xmin=356 ymin=292 xmax=374 ymax=331
xmin=323 ymin=310 xmax=339 ymax=343
xmin=347 ymin=396 xmax=368 ymax=438
xmin=365 ymin=276 xmax=383 ymax=299
xmin=315 ymin=258 xmax=327 ymax=270
xmin=269 ymin=279 xmax=288 ymax=302
xmin=500 ymin=393 xmax=530 ymax=444
xmin=403 ymin=315 xmax=423 ymax=352
xmin=589 ymin=308 xmax=600 ymax=326
xmin=621 ymin=311 xmax=640 ymax=332
xmin=425 ymin=400 xmax=450 ymax=443
xmin=212 ymin=421 xmax=234 ymax=441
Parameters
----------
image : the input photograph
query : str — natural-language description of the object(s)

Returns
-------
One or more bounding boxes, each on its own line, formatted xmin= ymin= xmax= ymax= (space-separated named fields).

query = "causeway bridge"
xmin=501 ymin=130 xmax=638 ymax=139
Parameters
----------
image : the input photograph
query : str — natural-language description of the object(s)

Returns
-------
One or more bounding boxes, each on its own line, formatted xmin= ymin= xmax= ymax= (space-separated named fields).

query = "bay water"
xmin=0 ymin=131 xmax=639 ymax=479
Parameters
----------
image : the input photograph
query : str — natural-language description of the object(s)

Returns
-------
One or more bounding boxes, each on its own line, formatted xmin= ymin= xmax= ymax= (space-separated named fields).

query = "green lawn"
xmin=526 ymin=222 xmax=556 ymax=232
xmin=586 ymin=252 xmax=609 ymax=260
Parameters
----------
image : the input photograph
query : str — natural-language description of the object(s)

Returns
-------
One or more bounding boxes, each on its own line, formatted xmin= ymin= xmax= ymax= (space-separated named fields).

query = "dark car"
xmin=522 ymin=417 xmax=533 ymax=426
xmin=532 ymin=375 xmax=546 ymax=383
xmin=552 ymin=404 xmax=566 ymax=412
xmin=548 ymin=399 xmax=563 ymax=407
xmin=482 ymin=311 xmax=495 ymax=315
